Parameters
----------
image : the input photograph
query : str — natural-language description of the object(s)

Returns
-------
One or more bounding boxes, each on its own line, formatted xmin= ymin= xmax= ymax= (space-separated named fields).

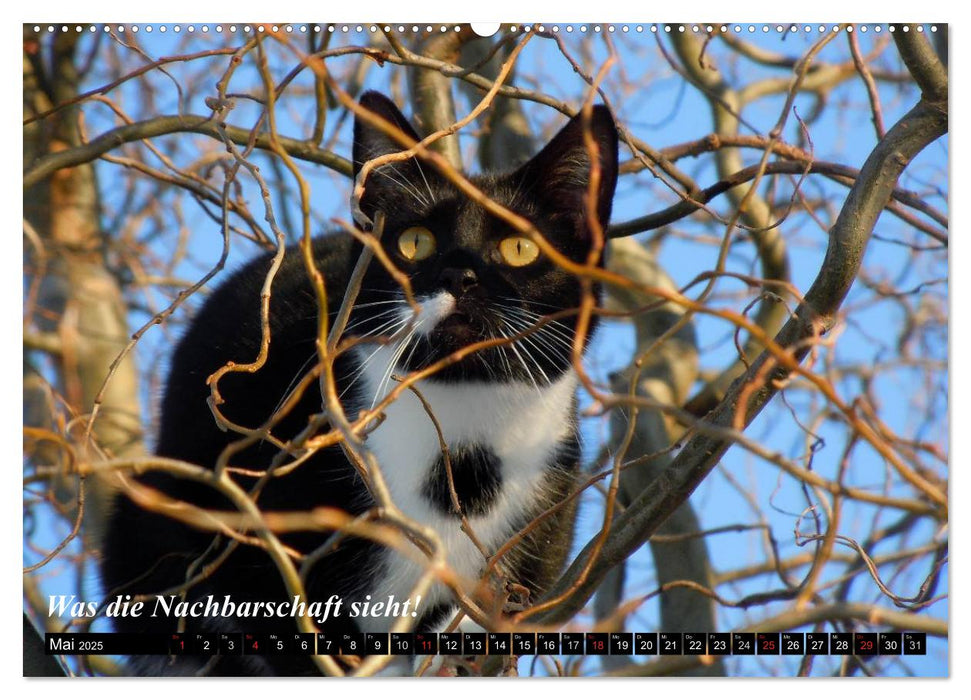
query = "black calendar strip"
xmin=45 ymin=631 xmax=927 ymax=656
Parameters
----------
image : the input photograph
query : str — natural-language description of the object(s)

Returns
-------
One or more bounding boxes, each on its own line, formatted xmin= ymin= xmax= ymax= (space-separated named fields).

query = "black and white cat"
xmin=100 ymin=91 xmax=618 ymax=675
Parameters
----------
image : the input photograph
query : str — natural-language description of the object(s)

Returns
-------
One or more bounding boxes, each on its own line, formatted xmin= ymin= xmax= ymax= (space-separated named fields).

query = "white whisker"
xmin=412 ymin=157 xmax=437 ymax=206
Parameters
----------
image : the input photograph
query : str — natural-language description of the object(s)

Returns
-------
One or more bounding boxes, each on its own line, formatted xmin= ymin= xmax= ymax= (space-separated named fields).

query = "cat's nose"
xmin=439 ymin=267 xmax=478 ymax=296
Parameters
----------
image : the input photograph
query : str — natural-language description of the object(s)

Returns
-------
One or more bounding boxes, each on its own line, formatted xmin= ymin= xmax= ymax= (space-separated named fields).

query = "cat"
xmin=99 ymin=91 xmax=618 ymax=675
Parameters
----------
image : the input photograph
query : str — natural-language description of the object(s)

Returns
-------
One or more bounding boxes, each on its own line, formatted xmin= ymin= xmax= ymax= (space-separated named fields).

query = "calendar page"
xmin=22 ymin=15 xmax=948 ymax=682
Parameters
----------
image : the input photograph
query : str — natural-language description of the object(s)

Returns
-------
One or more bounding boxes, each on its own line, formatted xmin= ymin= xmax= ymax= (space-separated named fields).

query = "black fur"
xmin=422 ymin=444 xmax=503 ymax=517
xmin=100 ymin=92 xmax=618 ymax=676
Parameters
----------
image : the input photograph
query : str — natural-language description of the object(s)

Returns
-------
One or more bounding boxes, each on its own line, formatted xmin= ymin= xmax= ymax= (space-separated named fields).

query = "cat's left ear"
xmin=352 ymin=91 xmax=440 ymax=226
xmin=513 ymin=105 xmax=619 ymax=235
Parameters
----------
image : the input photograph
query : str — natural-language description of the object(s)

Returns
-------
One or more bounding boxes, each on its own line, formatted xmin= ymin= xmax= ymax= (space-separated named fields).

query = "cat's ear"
xmin=513 ymin=106 xmax=619 ymax=235
xmin=352 ymin=91 xmax=437 ymax=225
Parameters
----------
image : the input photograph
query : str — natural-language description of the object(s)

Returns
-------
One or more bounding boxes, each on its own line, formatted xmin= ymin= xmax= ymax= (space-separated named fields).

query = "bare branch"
xmin=24 ymin=114 xmax=352 ymax=190
xmin=530 ymin=90 xmax=947 ymax=626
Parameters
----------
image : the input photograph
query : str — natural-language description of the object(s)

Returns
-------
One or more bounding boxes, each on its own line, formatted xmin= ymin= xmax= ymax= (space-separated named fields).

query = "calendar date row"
xmin=46 ymin=631 xmax=927 ymax=657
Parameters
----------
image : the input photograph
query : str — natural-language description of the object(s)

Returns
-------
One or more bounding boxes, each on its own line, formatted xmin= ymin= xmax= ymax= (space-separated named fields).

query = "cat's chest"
xmin=351 ymin=347 xmax=577 ymax=617
xmin=356 ymin=348 xmax=577 ymax=509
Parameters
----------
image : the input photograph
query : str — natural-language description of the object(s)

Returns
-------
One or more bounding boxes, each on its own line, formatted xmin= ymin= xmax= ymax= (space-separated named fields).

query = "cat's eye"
xmin=498 ymin=236 xmax=540 ymax=267
xmin=397 ymin=226 xmax=436 ymax=262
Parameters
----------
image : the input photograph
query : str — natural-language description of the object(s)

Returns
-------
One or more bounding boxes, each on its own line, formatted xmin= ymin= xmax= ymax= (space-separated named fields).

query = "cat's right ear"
xmin=512 ymin=105 xmax=618 ymax=239
xmin=352 ymin=91 xmax=436 ymax=226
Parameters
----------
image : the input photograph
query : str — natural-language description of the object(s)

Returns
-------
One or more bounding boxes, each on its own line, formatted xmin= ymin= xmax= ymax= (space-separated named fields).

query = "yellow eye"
xmin=397 ymin=226 xmax=436 ymax=261
xmin=498 ymin=236 xmax=540 ymax=267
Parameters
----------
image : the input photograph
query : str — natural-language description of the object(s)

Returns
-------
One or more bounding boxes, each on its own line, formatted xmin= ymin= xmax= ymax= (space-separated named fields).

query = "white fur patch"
xmin=351 ymin=295 xmax=577 ymax=632
xmin=413 ymin=291 xmax=456 ymax=336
